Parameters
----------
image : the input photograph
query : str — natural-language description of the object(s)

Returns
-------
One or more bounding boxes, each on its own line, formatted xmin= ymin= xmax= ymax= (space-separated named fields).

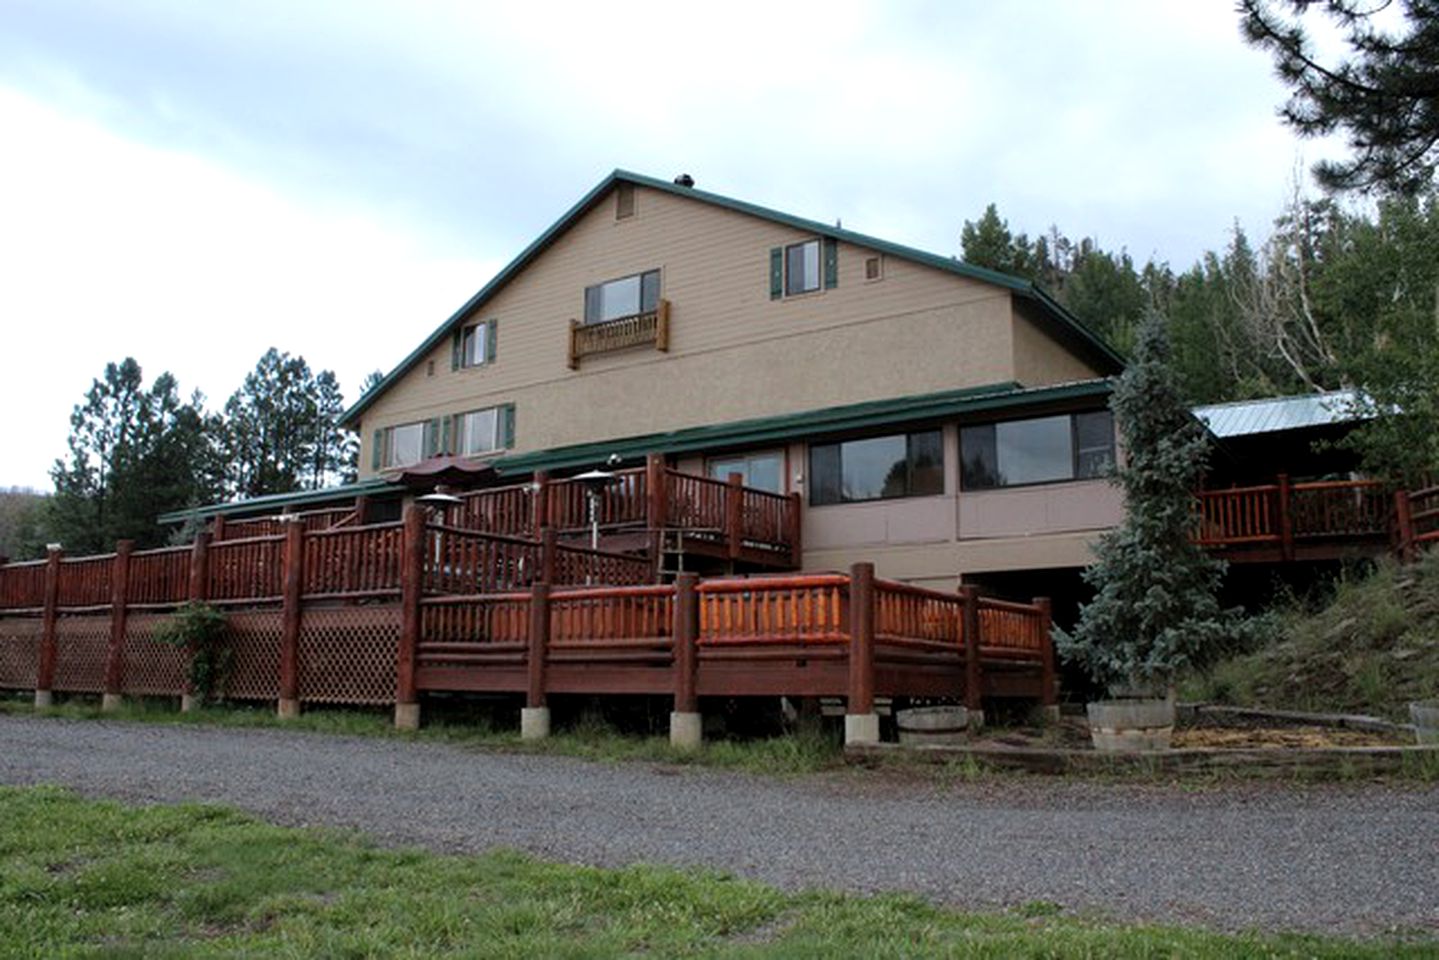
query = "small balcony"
xmin=568 ymin=300 xmax=670 ymax=369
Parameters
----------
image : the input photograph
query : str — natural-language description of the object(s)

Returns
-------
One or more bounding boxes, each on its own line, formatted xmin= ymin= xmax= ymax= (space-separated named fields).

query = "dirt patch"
xmin=959 ymin=714 xmax=1408 ymax=752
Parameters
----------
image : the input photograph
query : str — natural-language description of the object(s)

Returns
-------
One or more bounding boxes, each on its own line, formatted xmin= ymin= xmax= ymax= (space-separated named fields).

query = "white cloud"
xmin=0 ymin=88 xmax=496 ymax=488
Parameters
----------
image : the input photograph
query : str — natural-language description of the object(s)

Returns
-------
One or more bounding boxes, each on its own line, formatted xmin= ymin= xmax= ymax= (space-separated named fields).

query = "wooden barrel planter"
xmin=1411 ymin=700 xmax=1439 ymax=744
xmin=1087 ymin=697 xmax=1175 ymax=752
xmin=895 ymin=706 xmax=970 ymax=745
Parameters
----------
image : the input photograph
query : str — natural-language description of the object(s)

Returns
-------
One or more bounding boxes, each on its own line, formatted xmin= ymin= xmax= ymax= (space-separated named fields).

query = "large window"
xmin=960 ymin=411 xmax=1114 ymax=490
xmin=457 ymin=407 xmax=499 ymax=457
xmin=809 ymin=430 xmax=943 ymax=505
xmin=380 ymin=422 xmax=425 ymax=469
xmin=707 ymin=451 xmax=784 ymax=493
xmin=584 ymin=269 xmax=660 ymax=325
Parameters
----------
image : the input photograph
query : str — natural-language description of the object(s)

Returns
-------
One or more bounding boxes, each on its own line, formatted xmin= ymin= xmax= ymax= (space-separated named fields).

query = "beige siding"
xmin=358 ymin=184 xmax=1025 ymax=475
xmin=1010 ymin=301 xmax=1108 ymax=386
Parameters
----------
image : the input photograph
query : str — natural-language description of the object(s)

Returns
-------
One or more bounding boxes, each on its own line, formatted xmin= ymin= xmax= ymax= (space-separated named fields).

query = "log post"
xmin=1277 ymin=474 xmax=1294 ymax=562
xmin=102 ymin=540 xmax=134 ymax=712
xmin=522 ymin=582 xmax=551 ymax=740
xmin=539 ymin=527 xmax=558 ymax=585
xmin=726 ymin=472 xmax=744 ymax=561
xmin=845 ymin=562 xmax=878 ymax=745
xmin=211 ymin=514 xmax=227 ymax=542
xmin=1034 ymin=596 xmax=1057 ymax=721
xmin=394 ymin=502 xmax=426 ymax=730
xmin=670 ymin=573 xmax=701 ymax=749
xmin=960 ymin=584 xmax=984 ymax=728
xmin=531 ymin=470 xmax=550 ymax=536
xmin=181 ymin=532 xmax=210 ymax=711
xmin=787 ymin=491 xmax=803 ymax=567
xmin=34 ymin=545 xmax=63 ymax=709
xmin=646 ymin=456 xmax=667 ymax=580
xmin=353 ymin=495 xmax=370 ymax=527
xmin=1395 ymin=489 xmax=1415 ymax=562
xmin=278 ymin=519 xmax=304 ymax=719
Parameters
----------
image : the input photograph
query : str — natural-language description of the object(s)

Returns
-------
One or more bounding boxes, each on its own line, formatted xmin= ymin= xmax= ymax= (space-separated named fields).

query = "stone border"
xmin=846 ymin=741 xmax=1439 ymax=777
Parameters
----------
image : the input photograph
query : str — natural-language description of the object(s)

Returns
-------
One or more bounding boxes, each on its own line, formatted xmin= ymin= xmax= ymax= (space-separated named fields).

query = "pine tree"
xmin=1056 ymin=311 xmax=1247 ymax=693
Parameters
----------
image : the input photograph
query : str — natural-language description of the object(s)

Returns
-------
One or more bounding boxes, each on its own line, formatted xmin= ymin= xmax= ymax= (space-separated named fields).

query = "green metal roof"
xmin=491 ymin=379 xmax=1115 ymax=475
xmin=341 ymin=170 xmax=1124 ymax=427
xmin=156 ymin=476 xmax=402 ymax=524
xmin=168 ymin=378 xmax=1113 ymax=523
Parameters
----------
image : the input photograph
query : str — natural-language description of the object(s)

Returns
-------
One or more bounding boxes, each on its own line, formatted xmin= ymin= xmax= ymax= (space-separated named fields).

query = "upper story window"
xmin=770 ymin=237 xmax=838 ymax=299
xmin=452 ymin=319 xmax=497 ymax=370
xmin=378 ymin=422 xmax=426 ymax=469
xmin=456 ymin=404 xmax=515 ymax=457
xmin=584 ymin=269 xmax=660 ymax=325
xmin=786 ymin=240 xmax=821 ymax=295
xmin=707 ymin=450 xmax=784 ymax=493
xmin=809 ymin=429 xmax=943 ymax=506
xmin=960 ymin=411 xmax=1115 ymax=490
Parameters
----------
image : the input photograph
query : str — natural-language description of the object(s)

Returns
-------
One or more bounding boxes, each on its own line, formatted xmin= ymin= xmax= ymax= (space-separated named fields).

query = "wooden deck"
xmin=214 ymin=457 xmax=801 ymax=572
xmin=0 ymin=505 xmax=1053 ymax=731
xmin=1193 ymin=477 xmax=1435 ymax=563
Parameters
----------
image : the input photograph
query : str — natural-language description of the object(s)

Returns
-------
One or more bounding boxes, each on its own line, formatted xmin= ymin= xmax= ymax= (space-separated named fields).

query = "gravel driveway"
xmin=2 ymin=714 xmax=1435 ymax=936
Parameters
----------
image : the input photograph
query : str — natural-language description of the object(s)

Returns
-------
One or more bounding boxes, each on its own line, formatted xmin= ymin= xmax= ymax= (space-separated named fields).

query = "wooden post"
xmin=531 ymin=470 xmax=550 ymax=535
xmin=670 ymin=573 xmax=701 ymax=748
xmin=394 ymin=503 xmax=426 ymax=729
xmin=539 ymin=527 xmax=558 ymax=584
xmin=1277 ymin=473 xmax=1294 ymax=562
xmin=522 ymin=581 xmax=552 ymax=740
xmin=353 ymin=495 xmax=370 ymax=526
xmin=102 ymin=540 xmax=134 ymax=711
xmin=278 ymin=520 xmax=304 ymax=718
xmin=527 ymin=582 xmax=550 ymax=709
xmin=1034 ymin=596 xmax=1057 ymax=717
xmin=847 ymin=562 xmax=875 ymax=713
xmin=188 ymin=532 xmax=211 ymax=603
xmin=672 ymin=574 xmax=698 ymax=713
xmin=34 ymin=545 xmax=63 ymax=708
xmin=211 ymin=514 xmax=227 ymax=542
xmin=960 ymin=584 xmax=983 ymax=720
xmin=726 ymin=472 xmax=744 ymax=561
xmin=1395 ymin=489 xmax=1415 ymax=562
xmin=646 ymin=455 xmax=667 ymax=532
xmin=787 ymin=492 xmax=803 ymax=567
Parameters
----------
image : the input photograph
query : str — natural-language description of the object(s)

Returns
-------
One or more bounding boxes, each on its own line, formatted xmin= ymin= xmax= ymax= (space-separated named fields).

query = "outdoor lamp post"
xmin=573 ymin=468 xmax=616 ymax=552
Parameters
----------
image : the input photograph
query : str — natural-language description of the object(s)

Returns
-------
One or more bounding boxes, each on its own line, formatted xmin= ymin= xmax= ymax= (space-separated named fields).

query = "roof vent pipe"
xmin=673 ymin=173 xmax=695 ymax=187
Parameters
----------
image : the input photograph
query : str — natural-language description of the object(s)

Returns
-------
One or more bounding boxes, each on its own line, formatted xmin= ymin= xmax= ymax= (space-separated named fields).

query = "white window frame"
xmin=584 ymin=269 xmax=660 ymax=325
xmin=456 ymin=406 xmax=501 ymax=457
xmin=784 ymin=240 xmax=821 ymax=296
xmin=460 ymin=322 xmax=490 ymax=368
xmin=382 ymin=422 xmax=425 ymax=469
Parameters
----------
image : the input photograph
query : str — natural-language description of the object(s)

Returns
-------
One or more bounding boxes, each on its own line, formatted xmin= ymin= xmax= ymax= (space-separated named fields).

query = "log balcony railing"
xmin=0 ymin=507 xmax=1053 ymax=719
xmin=445 ymin=456 xmax=801 ymax=568
xmin=1192 ymin=476 xmax=1435 ymax=562
xmin=568 ymin=300 xmax=670 ymax=369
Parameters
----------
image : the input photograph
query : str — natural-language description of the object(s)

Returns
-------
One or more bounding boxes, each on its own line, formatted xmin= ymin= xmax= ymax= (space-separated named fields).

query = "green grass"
xmin=0 ymin=695 xmax=846 ymax=777
xmin=1182 ymin=551 xmax=1439 ymax=720
xmin=2 ymin=786 xmax=1430 ymax=958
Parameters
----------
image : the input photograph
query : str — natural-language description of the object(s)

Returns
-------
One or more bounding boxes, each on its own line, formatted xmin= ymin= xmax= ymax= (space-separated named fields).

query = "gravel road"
xmin=2 ymin=714 xmax=1436 ymax=936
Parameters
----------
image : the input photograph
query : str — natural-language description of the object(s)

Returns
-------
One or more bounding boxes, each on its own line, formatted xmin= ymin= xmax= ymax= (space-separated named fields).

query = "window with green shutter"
xmin=772 ymin=238 xmax=835 ymax=298
xmin=453 ymin=403 xmax=515 ymax=457
xmin=454 ymin=319 xmax=498 ymax=370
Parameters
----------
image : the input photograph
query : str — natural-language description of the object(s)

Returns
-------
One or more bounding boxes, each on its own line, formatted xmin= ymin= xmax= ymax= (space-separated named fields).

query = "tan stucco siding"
xmin=358 ymin=185 xmax=1023 ymax=475
xmin=801 ymin=530 xmax=1103 ymax=591
xmin=1010 ymin=301 xmax=1108 ymax=386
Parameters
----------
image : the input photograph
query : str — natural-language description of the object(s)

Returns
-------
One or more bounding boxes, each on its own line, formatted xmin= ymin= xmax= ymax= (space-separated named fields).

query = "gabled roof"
xmin=341 ymin=170 xmax=1125 ymax=426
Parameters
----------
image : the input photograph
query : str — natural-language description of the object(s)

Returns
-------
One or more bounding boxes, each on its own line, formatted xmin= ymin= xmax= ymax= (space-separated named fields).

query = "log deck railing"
xmin=1192 ymin=476 xmax=1427 ymax=561
xmin=0 ymin=509 xmax=1052 ymax=716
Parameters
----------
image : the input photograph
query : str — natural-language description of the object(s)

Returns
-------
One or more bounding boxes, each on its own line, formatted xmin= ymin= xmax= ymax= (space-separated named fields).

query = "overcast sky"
xmin=0 ymin=0 xmax=1343 ymax=491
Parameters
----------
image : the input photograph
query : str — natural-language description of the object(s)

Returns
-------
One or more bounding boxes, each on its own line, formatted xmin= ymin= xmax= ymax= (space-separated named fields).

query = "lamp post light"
xmin=573 ymin=468 xmax=617 ymax=552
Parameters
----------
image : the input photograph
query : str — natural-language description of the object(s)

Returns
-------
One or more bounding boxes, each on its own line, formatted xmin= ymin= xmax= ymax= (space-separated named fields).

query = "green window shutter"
xmin=423 ymin=418 xmax=440 ymax=459
xmin=500 ymin=404 xmax=515 ymax=449
xmin=823 ymin=237 xmax=838 ymax=289
xmin=486 ymin=319 xmax=498 ymax=364
xmin=451 ymin=328 xmax=462 ymax=371
xmin=769 ymin=247 xmax=783 ymax=300
xmin=371 ymin=429 xmax=384 ymax=470
xmin=440 ymin=415 xmax=453 ymax=456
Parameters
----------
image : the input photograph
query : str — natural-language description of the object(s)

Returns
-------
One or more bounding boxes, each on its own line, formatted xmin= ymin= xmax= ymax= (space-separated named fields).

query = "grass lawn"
xmin=1 ymin=786 xmax=1429 ymax=958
